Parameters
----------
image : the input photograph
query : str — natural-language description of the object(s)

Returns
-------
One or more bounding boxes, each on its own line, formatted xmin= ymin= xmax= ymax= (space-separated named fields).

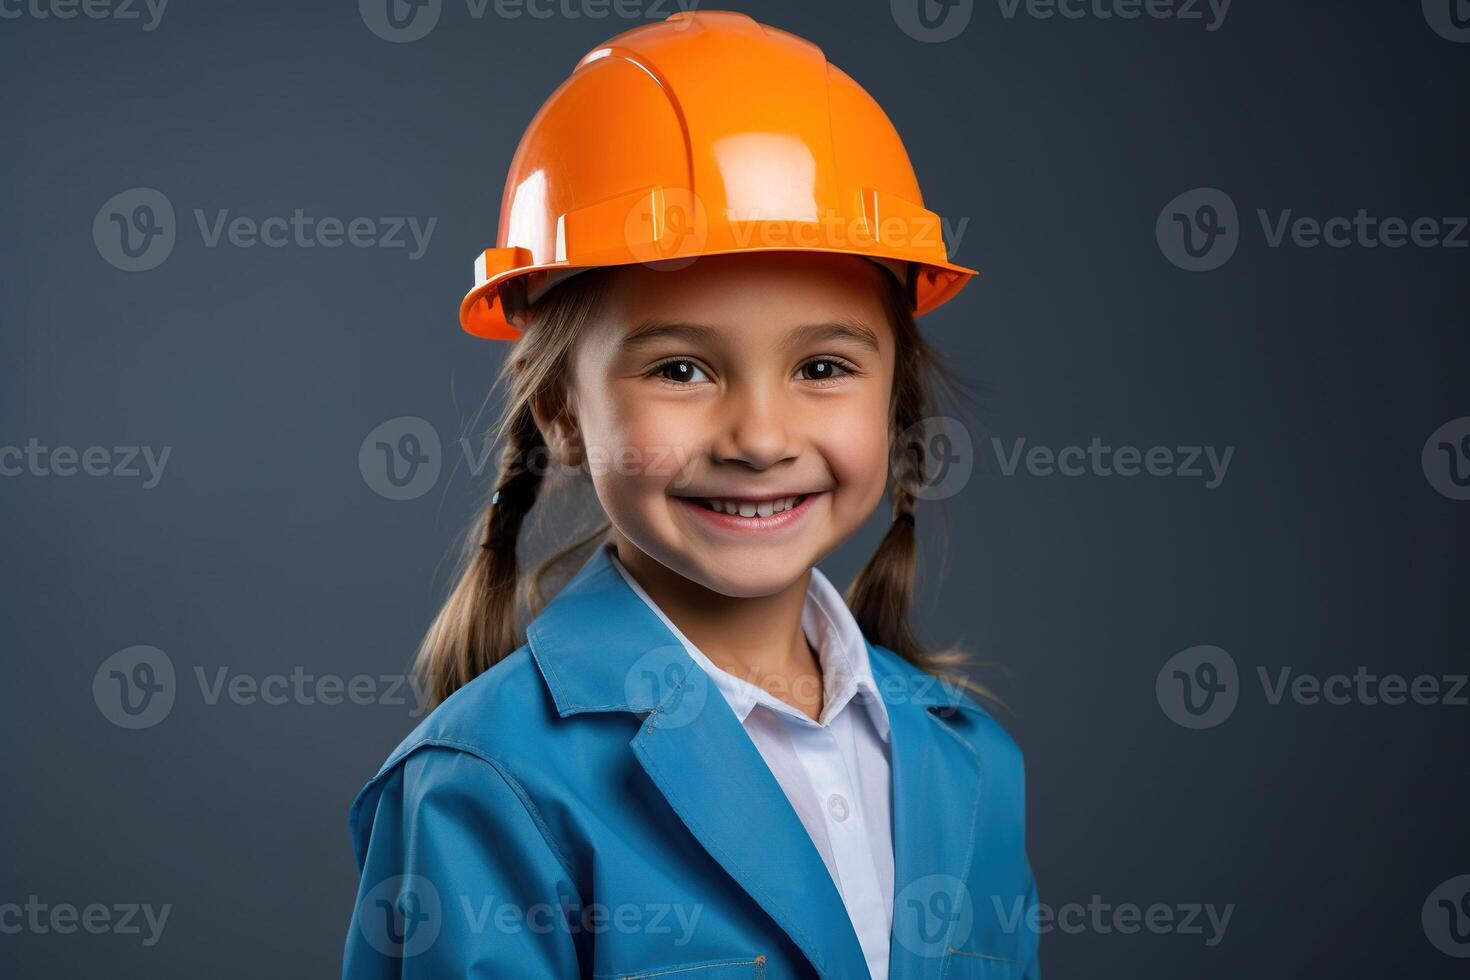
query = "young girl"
xmin=343 ymin=11 xmax=1038 ymax=979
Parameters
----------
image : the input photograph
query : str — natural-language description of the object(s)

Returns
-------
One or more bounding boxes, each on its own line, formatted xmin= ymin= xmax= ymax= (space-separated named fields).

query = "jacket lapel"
xmin=869 ymin=644 xmax=991 ymax=980
xmin=631 ymin=672 xmax=872 ymax=978
xmin=525 ymin=544 xmax=872 ymax=978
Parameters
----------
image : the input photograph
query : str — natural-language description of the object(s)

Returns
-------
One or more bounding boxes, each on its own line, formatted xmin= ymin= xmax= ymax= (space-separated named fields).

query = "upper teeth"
xmin=700 ymin=495 xmax=802 ymax=517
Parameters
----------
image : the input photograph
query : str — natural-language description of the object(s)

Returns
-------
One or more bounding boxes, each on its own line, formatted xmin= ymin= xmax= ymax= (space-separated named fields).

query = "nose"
xmin=709 ymin=378 xmax=802 ymax=470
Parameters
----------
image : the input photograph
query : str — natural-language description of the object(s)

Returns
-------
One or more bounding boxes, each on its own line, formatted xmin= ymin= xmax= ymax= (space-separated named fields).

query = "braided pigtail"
xmin=413 ymin=269 xmax=614 ymax=708
xmin=845 ymin=266 xmax=997 ymax=703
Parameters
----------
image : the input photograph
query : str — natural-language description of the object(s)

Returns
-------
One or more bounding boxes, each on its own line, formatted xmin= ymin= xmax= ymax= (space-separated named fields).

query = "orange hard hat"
xmin=459 ymin=9 xmax=977 ymax=340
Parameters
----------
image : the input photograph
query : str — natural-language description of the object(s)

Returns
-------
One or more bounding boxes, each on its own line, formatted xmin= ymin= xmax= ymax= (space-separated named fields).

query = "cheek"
xmin=819 ymin=402 xmax=891 ymax=507
xmin=579 ymin=395 xmax=702 ymax=494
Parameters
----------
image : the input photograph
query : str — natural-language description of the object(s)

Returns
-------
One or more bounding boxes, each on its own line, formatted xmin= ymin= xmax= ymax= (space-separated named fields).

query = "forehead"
xmin=590 ymin=252 xmax=895 ymax=349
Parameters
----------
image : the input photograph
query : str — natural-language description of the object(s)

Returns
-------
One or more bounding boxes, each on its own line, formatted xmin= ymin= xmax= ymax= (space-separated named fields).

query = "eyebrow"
xmin=619 ymin=318 xmax=882 ymax=355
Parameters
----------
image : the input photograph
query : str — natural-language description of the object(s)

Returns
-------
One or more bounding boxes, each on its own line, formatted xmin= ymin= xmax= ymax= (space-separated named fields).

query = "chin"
xmin=675 ymin=546 xmax=816 ymax=599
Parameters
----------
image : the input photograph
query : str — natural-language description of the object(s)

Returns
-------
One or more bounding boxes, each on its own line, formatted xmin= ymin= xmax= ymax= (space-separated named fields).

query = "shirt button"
xmin=826 ymin=793 xmax=850 ymax=822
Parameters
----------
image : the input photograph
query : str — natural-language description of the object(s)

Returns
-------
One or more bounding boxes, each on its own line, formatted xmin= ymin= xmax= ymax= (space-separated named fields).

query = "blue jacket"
xmin=343 ymin=544 xmax=1040 ymax=978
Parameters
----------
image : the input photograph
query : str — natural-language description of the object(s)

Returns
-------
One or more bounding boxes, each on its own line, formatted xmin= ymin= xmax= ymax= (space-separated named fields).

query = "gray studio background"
xmin=3 ymin=0 xmax=1468 ymax=976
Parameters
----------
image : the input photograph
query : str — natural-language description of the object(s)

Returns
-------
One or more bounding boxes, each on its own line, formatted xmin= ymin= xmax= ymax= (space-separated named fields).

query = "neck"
xmin=611 ymin=536 xmax=823 ymax=717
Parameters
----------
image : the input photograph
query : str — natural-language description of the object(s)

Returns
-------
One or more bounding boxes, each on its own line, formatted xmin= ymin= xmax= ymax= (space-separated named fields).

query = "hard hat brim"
xmin=460 ymin=248 xmax=979 ymax=341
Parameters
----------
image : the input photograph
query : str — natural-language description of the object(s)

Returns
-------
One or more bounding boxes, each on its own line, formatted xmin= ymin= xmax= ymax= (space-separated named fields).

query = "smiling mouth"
xmin=687 ymin=493 xmax=811 ymax=517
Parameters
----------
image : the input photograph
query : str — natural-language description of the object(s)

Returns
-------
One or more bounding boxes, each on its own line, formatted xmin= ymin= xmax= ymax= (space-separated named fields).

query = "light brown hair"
xmin=413 ymin=263 xmax=987 ymax=708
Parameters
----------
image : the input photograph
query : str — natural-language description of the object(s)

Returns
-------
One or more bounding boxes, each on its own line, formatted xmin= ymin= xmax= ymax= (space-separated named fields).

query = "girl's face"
xmin=555 ymin=251 xmax=897 ymax=598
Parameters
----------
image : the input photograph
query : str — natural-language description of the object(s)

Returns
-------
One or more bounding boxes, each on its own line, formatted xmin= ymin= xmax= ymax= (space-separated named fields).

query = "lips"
xmin=672 ymin=490 xmax=823 ymax=533
xmin=693 ymin=494 xmax=807 ymax=517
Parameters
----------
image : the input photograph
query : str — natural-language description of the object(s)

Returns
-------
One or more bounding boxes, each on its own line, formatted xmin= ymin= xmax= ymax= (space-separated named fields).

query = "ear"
xmin=529 ymin=384 xmax=583 ymax=470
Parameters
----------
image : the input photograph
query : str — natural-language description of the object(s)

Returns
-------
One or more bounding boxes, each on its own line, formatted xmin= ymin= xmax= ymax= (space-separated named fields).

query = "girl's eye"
xmin=797 ymin=358 xmax=855 ymax=386
xmin=648 ymin=357 xmax=856 ymax=387
xmin=650 ymin=359 xmax=710 ymax=385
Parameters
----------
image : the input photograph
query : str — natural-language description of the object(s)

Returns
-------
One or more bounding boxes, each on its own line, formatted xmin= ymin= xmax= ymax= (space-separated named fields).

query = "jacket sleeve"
xmin=341 ymin=745 xmax=584 ymax=979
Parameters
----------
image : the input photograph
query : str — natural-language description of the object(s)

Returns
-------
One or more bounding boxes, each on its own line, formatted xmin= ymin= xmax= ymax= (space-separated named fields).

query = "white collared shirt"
xmin=607 ymin=546 xmax=894 ymax=980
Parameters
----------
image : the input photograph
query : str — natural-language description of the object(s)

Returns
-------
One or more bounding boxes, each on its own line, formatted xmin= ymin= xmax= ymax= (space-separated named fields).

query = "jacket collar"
xmin=526 ymin=541 xmax=999 ymax=979
xmin=526 ymin=541 xmax=975 ymax=719
xmin=604 ymin=542 xmax=891 ymax=739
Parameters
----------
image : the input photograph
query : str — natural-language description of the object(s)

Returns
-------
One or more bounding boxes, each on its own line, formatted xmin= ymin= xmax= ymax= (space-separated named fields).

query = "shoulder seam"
xmin=379 ymin=738 xmax=581 ymax=888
